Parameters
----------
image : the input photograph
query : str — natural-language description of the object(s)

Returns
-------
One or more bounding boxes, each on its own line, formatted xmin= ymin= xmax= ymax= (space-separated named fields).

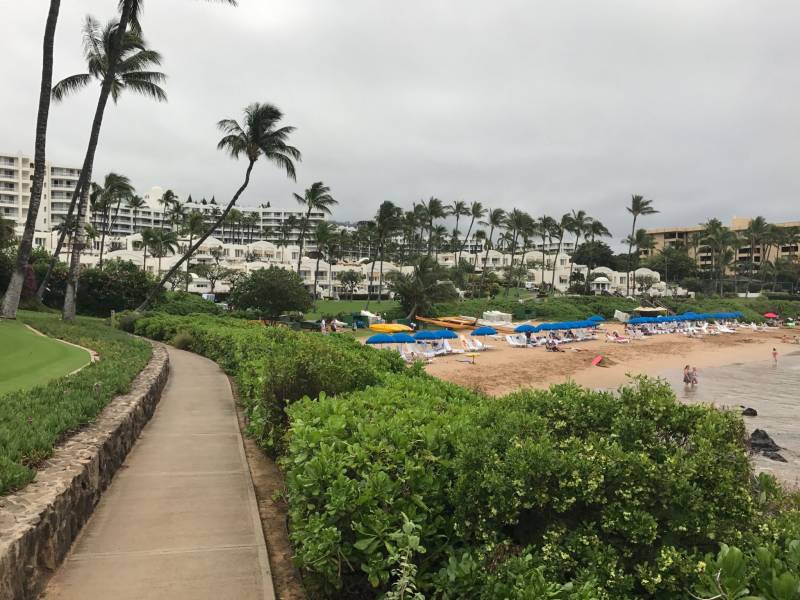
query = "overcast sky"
xmin=3 ymin=1 xmax=800 ymax=245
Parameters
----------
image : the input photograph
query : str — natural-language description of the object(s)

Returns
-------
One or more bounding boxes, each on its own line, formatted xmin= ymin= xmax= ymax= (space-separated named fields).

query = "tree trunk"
xmin=296 ymin=209 xmax=311 ymax=273
xmin=479 ymin=225 xmax=494 ymax=297
xmin=365 ymin=259 xmax=376 ymax=309
xmin=185 ymin=233 xmax=193 ymax=291
xmin=460 ymin=216 xmax=475 ymax=266
xmin=137 ymin=160 xmax=255 ymax=311
xmin=567 ymin=232 xmax=581 ymax=292
xmin=63 ymin=0 xmax=134 ymax=321
xmin=313 ymin=255 xmax=321 ymax=299
xmin=2 ymin=0 xmax=61 ymax=319
xmin=551 ymin=232 xmax=564 ymax=293
xmin=378 ymin=244 xmax=385 ymax=302
xmin=626 ymin=216 xmax=637 ymax=296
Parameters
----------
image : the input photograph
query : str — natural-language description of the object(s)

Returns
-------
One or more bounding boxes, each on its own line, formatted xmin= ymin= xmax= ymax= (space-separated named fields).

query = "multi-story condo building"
xmin=0 ymin=151 xmax=81 ymax=246
xmin=645 ymin=217 xmax=800 ymax=269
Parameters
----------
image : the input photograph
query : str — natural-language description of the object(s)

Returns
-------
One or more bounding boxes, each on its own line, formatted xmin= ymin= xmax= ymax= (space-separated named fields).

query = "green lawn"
xmin=0 ymin=319 xmax=91 ymax=396
xmin=0 ymin=312 xmax=152 ymax=494
xmin=306 ymin=299 xmax=401 ymax=320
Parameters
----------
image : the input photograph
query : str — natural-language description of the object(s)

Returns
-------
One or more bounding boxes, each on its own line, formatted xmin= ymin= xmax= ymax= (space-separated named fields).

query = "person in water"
xmin=690 ymin=367 xmax=699 ymax=385
xmin=773 ymin=347 xmax=779 ymax=364
xmin=683 ymin=365 xmax=692 ymax=385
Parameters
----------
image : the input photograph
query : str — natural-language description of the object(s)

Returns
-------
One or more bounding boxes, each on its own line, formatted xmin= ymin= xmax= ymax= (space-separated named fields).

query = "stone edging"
xmin=0 ymin=342 xmax=170 ymax=600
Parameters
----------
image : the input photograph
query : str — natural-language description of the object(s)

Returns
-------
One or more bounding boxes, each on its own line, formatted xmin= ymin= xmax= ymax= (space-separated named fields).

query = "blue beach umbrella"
xmin=391 ymin=333 xmax=416 ymax=343
xmin=472 ymin=326 xmax=497 ymax=336
xmin=515 ymin=323 xmax=538 ymax=333
xmin=588 ymin=315 xmax=605 ymax=322
xmin=438 ymin=329 xmax=459 ymax=340
xmin=366 ymin=333 xmax=395 ymax=345
xmin=413 ymin=330 xmax=436 ymax=341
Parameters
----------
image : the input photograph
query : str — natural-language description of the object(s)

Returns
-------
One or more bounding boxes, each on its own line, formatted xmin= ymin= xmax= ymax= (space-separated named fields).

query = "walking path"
xmin=42 ymin=347 xmax=274 ymax=600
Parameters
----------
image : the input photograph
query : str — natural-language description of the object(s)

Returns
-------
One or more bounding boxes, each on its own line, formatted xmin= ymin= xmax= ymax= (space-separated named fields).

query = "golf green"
xmin=0 ymin=319 xmax=91 ymax=396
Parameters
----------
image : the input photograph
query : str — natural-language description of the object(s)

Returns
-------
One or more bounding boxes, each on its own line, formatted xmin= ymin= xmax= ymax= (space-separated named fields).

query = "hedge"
xmin=131 ymin=314 xmax=405 ymax=452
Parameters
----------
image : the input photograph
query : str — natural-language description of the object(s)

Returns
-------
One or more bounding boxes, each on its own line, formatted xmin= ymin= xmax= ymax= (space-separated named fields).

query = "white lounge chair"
xmin=473 ymin=338 xmax=492 ymax=351
xmin=506 ymin=334 xmax=528 ymax=348
xmin=442 ymin=340 xmax=464 ymax=354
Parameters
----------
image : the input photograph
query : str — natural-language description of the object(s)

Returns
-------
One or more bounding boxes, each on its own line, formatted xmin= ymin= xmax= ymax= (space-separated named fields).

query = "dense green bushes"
xmin=130 ymin=314 xmax=405 ymax=452
xmin=283 ymin=375 xmax=776 ymax=598
xmin=129 ymin=311 xmax=800 ymax=598
xmin=151 ymin=290 xmax=220 ymax=315
xmin=0 ymin=312 xmax=151 ymax=494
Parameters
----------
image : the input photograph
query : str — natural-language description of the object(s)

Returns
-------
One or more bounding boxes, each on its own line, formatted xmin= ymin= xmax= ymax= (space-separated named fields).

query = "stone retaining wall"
xmin=0 ymin=343 xmax=169 ymax=600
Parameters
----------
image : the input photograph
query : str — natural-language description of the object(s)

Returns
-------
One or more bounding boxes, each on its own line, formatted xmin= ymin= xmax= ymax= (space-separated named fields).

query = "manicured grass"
xmin=0 ymin=312 xmax=151 ymax=495
xmin=0 ymin=319 xmax=91 ymax=396
xmin=305 ymin=299 xmax=400 ymax=320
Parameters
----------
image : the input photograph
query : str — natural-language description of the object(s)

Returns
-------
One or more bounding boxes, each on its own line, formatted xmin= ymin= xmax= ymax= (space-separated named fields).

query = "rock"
xmin=750 ymin=429 xmax=780 ymax=452
xmin=763 ymin=451 xmax=788 ymax=463
xmin=741 ymin=407 xmax=758 ymax=417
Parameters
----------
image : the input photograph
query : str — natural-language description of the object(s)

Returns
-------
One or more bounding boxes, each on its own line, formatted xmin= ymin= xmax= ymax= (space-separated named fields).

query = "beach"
xmin=426 ymin=324 xmax=800 ymax=485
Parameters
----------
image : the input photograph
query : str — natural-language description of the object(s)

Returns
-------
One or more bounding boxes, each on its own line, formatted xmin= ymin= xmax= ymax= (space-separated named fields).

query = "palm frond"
xmin=119 ymin=77 xmax=167 ymax=101
xmin=266 ymin=153 xmax=297 ymax=181
xmin=52 ymin=73 xmax=92 ymax=101
xmin=216 ymin=135 xmax=247 ymax=158
xmin=81 ymin=15 xmax=103 ymax=61
xmin=117 ymin=48 xmax=164 ymax=73
xmin=217 ymin=119 xmax=244 ymax=136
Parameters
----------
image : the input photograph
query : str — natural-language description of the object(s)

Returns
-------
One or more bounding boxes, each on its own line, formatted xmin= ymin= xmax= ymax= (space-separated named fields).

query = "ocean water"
xmin=661 ymin=351 xmax=800 ymax=486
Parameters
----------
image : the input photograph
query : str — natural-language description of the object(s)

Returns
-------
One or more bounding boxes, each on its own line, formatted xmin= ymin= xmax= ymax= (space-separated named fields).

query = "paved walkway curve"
xmin=42 ymin=347 xmax=275 ymax=600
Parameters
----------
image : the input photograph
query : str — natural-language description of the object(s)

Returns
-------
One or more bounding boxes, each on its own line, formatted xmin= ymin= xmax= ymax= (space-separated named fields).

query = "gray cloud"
xmin=3 ymin=0 xmax=800 ymax=246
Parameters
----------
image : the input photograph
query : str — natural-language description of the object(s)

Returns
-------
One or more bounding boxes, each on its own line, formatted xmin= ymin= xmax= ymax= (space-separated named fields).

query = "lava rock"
xmin=741 ymin=407 xmax=758 ymax=417
xmin=750 ymin=429 xmax=780 ymax=452
xmin=763 ymin=451 xmax=788 ymax=463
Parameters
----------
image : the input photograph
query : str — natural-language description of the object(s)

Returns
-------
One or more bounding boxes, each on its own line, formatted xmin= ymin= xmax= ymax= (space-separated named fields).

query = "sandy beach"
xmin=426 ymin=324 xmax=796 ymax=395
xmin=425 ymin=324 xmax=800 ymax=486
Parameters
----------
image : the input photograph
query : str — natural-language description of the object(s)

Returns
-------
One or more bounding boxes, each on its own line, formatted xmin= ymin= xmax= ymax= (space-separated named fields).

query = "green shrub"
xmin=132 ymin=314 xmax=406 ymax=453
xmin=76 ymin=259 xmax=159 ymax=316
xmin=115 ymin=310 xmax=142 ymax=333
xmin=283 ymin=376 xmax=759 ymax=598
xmin=170 ymin=330 xmax=195 ymax=350
xmin=153 ymin=291 xmax=221 ymax=315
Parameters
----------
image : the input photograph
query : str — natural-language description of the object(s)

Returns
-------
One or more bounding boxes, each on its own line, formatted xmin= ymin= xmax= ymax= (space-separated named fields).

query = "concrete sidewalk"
xmin=42 ymin=347 xmax=274 ymax=600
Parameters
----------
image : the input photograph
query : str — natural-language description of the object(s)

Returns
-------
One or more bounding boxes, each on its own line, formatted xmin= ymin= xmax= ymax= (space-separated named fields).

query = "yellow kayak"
xmin=368 ymin=323 xmax=413 ymax=333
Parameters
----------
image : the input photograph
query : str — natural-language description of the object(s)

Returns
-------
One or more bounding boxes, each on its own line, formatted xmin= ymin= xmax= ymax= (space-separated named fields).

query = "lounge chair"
xmin=606 ymin=333 xmax=630 ymax=344
xmin=473 ymin=338 xmax=493 ymax=351
xmin=506 ymin=334 xmax=528 ymax=348
xmin=442 ymin=340 xmax=464 ymax=354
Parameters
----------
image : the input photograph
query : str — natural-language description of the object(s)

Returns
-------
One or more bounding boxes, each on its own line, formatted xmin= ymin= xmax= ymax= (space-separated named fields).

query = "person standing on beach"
xmin=773 ymin=347 xmax=779 ymax=364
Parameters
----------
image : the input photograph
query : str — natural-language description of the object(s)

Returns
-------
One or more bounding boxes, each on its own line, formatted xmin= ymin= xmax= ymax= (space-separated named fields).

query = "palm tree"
xmin=447 ymin=200 xmax=469 ymax=254
xmin=150 ymin=229 xmax=178 ymax=275
xmin=459 ymin=201 xmax=486 ymax=266
xmin=2 ymin=0 xmax=62 ymax=319
xmin=92 ymin=172 xmax=134 ymax=268
xmin=182 ymin=211 xmax=206 ymax=290
xmin=368 ymin=200 xmax=402 ymax=307
xmin=311 ymin=221 xmax=337 ymax=299
xmin=158 ymin=189 xmax=177 ymax=230
xmin=625 ymin=195 xmax=658 ymax=296
xmin=503 ymin=209 xmax=532 ymax=295
xmin=550 ymin=213 xmax=570 ymax=293
xmin=277 ymin=216 xmax=296 ymax=262
xmin=430 ymin=225 xmax=449 ymax=262
xmin=293 ymin=182 xmax=337 ymax=273
xmin=584 ymin=219 xmax=611 ymax=293
xmin=52 ymin=15 xmax=166 ymax=320
xmin=140 ymin=227 xmax=156 ymax=271
xmin=566 ymin=209 xmax=591 ymax=290
xmin=743 ymin=216 xmax=768 ymax=281
xmin=127 ymin=194 xmax=145 ymax=233
xmin=479 ymin=208 xmax=505 ymax=295
xmin=0 ymin=217 xmax=16 ymax=249
xmin=536 ymin=215 xmax=556 ymax=292
xmin=421 ymin=197 xmax=445 ymax=255
xmin=138 ymin=102 xmax=300 ymax=310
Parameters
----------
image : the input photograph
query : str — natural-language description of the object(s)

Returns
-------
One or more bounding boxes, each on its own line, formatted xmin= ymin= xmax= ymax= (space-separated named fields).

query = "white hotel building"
xmin=0 ymin=152 xmax=325 ymax=252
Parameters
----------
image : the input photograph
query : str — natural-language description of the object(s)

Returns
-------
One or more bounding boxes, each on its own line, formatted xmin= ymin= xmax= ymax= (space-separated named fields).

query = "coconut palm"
xmin=51 ymin=15 xmax=166 ymax=320
xmin=139 ymin=227 xmax=156 ymax=271
xmin=2 ymin=0 xmax=62 ymax=319
xmin=447 ymin=200 xmax=469 ymax=254
xmin=91 ymin=173 xmax=134 ymax=268
xmin=503 ymin=209 xmax=532 ymax=295
xmin=368 ymin=201 xmax=402 ymax=307
xmin=566 ymin=209 xmax=591 ymax=290
xmin=150 ymin=229 xmax=178 ymax=275
xmin=625 ymin=195 xmax=658 ymax=296
xmin=157 ymin=189 xmax=177 ymax=230
xmin=624 ymin=228 xmax=656 ymax=295
xmin=458 ymin=201 xmax=486 ymax=265
xmin=420 ymin=197 xmax=446 ymax=255
xmin=138 ymin=102 xmax=300 ymax=310
xmin=126 ymin=194 xmax=145 ymax=233
xmin=182 ymin=211 xmax=206 ymax=290
xmin=550 ymin=213 xmax=570 ymax=293
xmin=584 ymin=219 xmax=612 ymax=293
xmin=479 ymin=208 xmax=505 ymax=295
xmin=294 ymin=182 xmax=337 ymax=273
xmin=311 ymin=221 xmax=337 ymax=299
xmin=536 ymin=215 xmax=556 ymax=293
